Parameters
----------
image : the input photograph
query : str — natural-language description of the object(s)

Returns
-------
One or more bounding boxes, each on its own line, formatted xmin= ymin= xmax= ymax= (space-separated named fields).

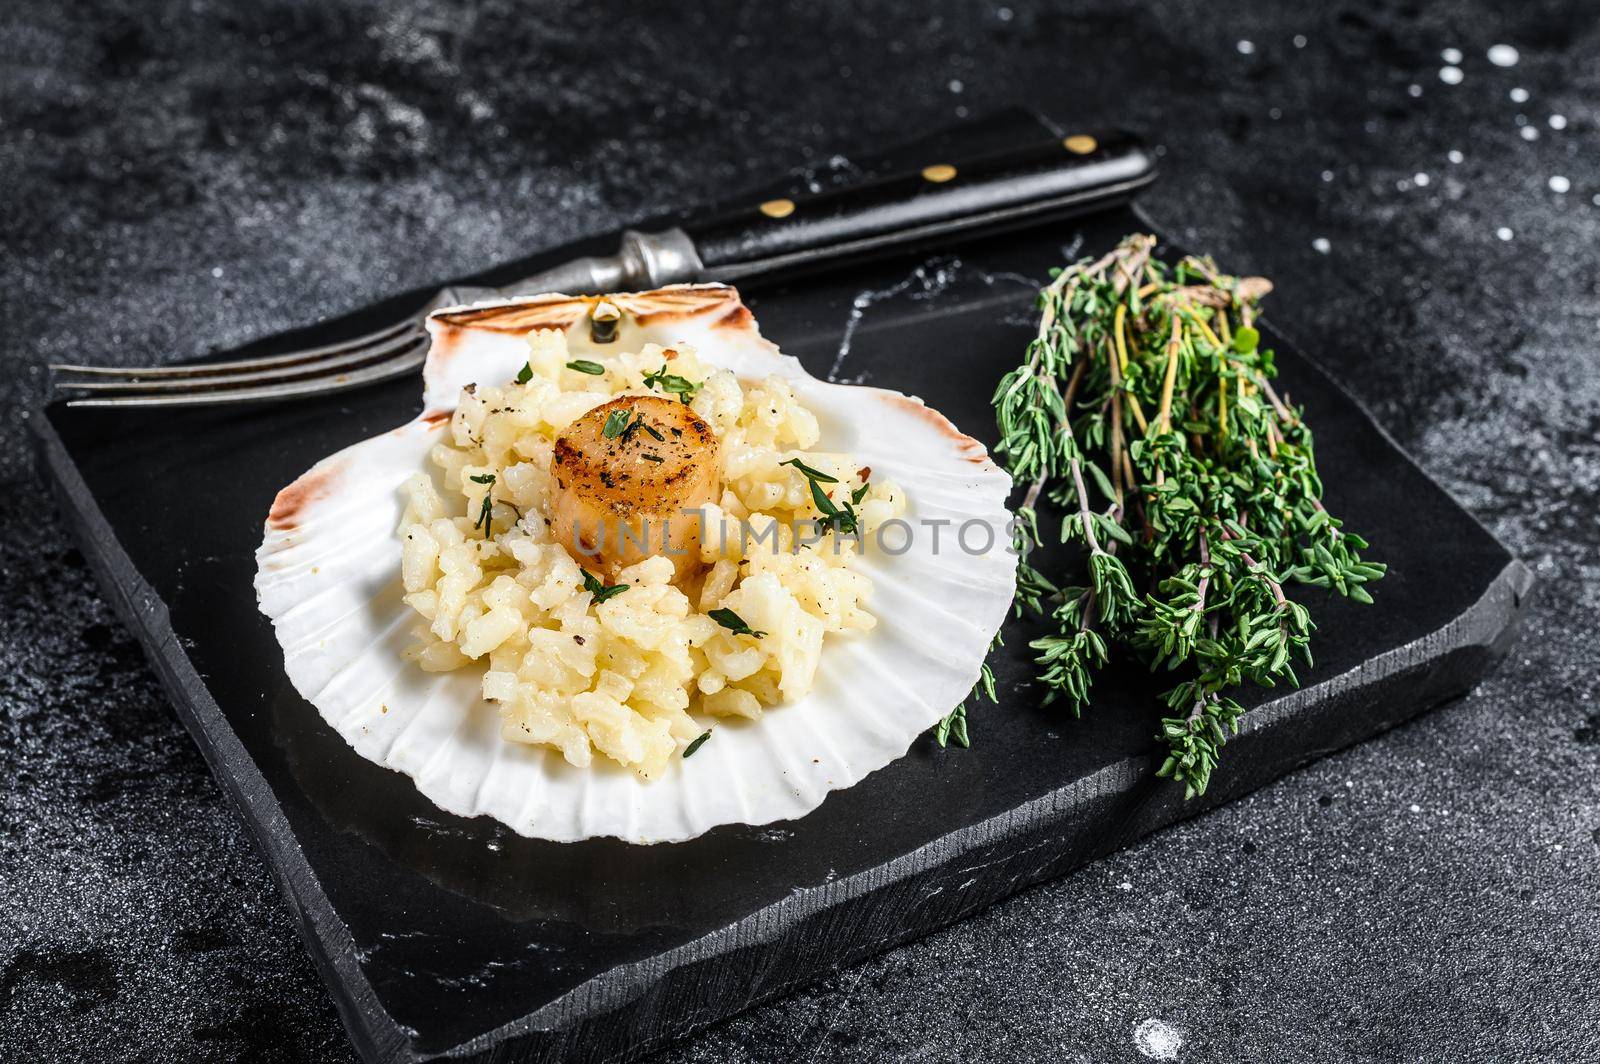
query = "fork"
xmin=51 ymin=126 xmax=1155 ymax=408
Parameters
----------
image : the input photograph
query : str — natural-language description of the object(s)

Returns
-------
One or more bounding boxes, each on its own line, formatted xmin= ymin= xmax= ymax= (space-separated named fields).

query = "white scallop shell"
xmin=255 ymin=284 xmax=1014 ymax=843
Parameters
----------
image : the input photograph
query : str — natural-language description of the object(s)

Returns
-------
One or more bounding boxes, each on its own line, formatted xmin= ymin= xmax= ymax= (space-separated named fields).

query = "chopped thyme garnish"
xmin=780 ymin=457 xmax=838 ymax=483
xmin=642 ymin=365 xmax=701 ymax=403
xmin=708 ymin=607 xmax=766 ymax=638
xmin=618 ymin=414 xmax=665 ymax=445
xmin=602 ymin=408 xmax=632 ymax=439
xmin=469 ymin=472 xmax=496 ymax=485
xmin=850 ymin=482 xmax=870 ymax=505
xmin=682 ymin=730 xmax=712 ymax=758
xmin=783 ymin=458 xmax=859 ymax=535
xmin=473 ymin=495 xmax=494 ymax=538
xmin=566 ymin=359 xmax=606 ymax=375
xmin=514 ymin=363 xmax=533 ymax=385
xmin=581 ymin=568 xmax=629 ymax=603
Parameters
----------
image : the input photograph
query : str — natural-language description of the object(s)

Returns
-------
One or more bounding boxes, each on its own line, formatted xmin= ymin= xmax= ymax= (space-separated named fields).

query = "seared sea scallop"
xmin=549 ymin=394 xmax=719 ymax=582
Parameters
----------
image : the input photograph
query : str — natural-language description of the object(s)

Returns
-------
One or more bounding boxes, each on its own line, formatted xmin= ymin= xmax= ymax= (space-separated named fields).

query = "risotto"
xmin=395 ymin=327 xmax=906 ymax=780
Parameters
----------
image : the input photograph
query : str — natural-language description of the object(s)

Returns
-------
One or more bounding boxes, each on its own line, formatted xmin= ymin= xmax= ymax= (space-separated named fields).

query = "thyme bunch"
xmin=971 ymin=234 xmax=1385 ymax=798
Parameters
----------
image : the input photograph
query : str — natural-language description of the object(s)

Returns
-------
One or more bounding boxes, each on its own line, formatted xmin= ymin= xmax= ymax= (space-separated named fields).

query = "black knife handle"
xmin=686 ymin=129 xmax=1155 ymax=283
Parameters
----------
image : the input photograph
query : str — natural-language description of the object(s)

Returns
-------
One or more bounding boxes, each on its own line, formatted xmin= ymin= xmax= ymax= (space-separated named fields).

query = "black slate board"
xmin=35 ymin=140 xmax=1528 ymax=1059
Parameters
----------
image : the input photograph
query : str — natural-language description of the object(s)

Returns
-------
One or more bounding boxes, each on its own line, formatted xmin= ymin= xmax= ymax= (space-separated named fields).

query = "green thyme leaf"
xmin=514 ymin=363 xmax=534 ymax=385
xmin=806 ymin=476 xmax=838 ymax=518
xmin=642 ymin=365 xmax=701 ymax=402
xmin=469 ymin=472 xmax=496 ymax=485
xmin=780 ymin=457 xmax=839 ymax=483
xmin=581 ymin=569 xmax=629 ymax=603
xmin=602 ymin=408 xmax=632 ymax=439
xmin=935 ymin=703 xmax=970 ymax=748
xmin=566 ymin=359 xmax=606 ymax=375
xmin=708 ymin=607 xmax=766 ymax=638
xmin=682 ymin=730 xmax=712 ymax=758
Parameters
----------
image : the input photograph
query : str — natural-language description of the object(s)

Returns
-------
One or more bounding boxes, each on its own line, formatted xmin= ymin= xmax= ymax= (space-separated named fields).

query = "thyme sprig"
xmin=980 ymin=233 xmax=1385 ymax=798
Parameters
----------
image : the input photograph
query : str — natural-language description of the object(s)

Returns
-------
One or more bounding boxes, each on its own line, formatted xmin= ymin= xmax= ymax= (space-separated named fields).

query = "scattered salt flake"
xmin=211 ymin=266 xmax=224 ymax=278
xmin=1236 ymin=39 xmax=1256 ymax=55
xmin=1312 ymin=237 xmax=1331 ymax=254
xmin=1293 ymin=34 xmax=1307 ymax=48
xmin=1510 ymin=87 xmax=1530 ymax=103
xmin=948 ymin=78 xmax=964 ymax=93
xmin=1441 ymin=47 xmax=1463 ymax=64
xmin=1448 ymin=149 xmax=1464 ymax=164
xmin=1549 ymin=114 xmax=1568 ymax=130
xmin=1321 ymin=169 xmax=1335 ymax=182
xmin=1521 ymin=126 xmax=1540 ymax=141
xmin=1549 ymin=175 xmax=1571 ymax=194
xmin=1413 ymin=172 xmax=1431 ymax=187
xmin=1487 ymin=44 xmax=1520 ymax=68
xmin=1118 ymin=881 xmax=1133 ymax=891
xmin=1439 ymin=66 xmax=1464 ymax=85
xmin=1555 ymin=844 xmax=1564 ymax=852
xmin=1497 ymin=227 xmax=1514 ymax=241
xmin=1408 ymin=84 xmax=1423 ymax=98
xmin=996 ymin=6 xmax=1013 ymax=21
xmin=1134 ymin=1018 xmax=1184 ymax=1062
xmin=1409 ymin=803 xmax=1422 ymax=813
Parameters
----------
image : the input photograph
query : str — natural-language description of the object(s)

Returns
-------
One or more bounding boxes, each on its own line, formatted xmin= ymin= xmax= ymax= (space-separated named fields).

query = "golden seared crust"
xmin=551 ymin=396 xmax=718 ymax=517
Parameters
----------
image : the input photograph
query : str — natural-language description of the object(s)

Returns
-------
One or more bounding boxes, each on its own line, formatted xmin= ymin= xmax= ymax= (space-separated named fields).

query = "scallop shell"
xmin=255 ymin=284 xmax=1015 ymax=843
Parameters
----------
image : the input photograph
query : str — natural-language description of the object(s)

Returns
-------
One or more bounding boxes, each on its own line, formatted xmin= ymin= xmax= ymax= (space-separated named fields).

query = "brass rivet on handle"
xmin=759 ymin=198 xmax=796 ymax=219
xmin=1063 ymin=134 xmax=1098 ymax=155
xmin=921 ymin=163 xmax=958 ymax=183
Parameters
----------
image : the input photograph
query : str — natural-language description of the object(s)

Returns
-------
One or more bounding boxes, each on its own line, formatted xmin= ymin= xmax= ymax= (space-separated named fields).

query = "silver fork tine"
xmin=63 ymin=338 xmax=429 ymax=408
xmin=60 ymin=326 xmax=425 ymax=393
xmin=50 ymin=315 xmax=422 ymax=380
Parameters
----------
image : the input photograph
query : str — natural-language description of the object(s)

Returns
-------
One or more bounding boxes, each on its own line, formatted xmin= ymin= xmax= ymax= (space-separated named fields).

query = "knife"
xmin=494 ymin=127 xmax=1155 ymax=296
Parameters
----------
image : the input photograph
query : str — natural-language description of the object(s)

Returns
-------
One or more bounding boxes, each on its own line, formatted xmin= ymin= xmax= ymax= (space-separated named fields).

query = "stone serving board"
xmin=35 ymin=117 xmax=1528 ymax=1063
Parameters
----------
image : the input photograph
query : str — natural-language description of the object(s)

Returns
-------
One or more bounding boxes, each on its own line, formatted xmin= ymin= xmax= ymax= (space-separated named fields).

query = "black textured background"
xmin=3 ymin=3 xmax=1596 ymax=1062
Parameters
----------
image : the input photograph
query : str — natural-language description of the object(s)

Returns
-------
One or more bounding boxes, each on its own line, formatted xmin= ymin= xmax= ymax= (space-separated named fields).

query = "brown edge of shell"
xmin=267 ymin=461 xmax=343 ymax=532
xmin=877 ymin=393 xmax=1000 ymax=471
